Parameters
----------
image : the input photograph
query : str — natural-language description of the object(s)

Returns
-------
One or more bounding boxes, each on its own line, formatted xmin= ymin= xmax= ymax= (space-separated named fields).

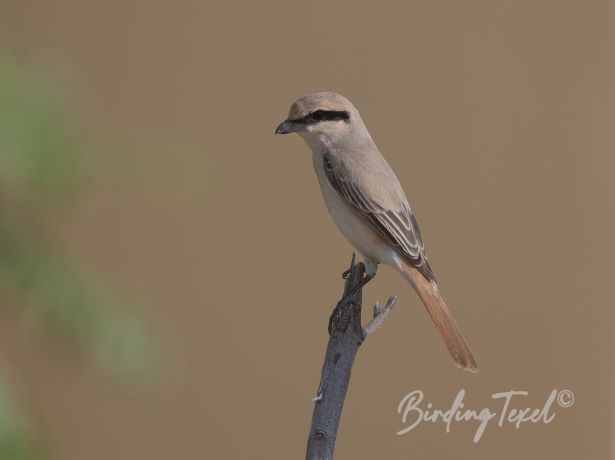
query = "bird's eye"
xmin=310 ymin=110 xmax=325 ymax=121
xmin=303 ymin=110 xmax=350 ymax=124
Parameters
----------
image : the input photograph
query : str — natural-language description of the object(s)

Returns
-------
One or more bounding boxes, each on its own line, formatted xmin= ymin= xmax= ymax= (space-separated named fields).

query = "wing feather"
xmin=323 ymin=151 xmax=435 ymax=280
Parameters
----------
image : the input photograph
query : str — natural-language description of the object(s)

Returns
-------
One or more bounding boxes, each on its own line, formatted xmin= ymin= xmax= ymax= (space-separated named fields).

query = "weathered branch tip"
xmin=363 ymin=295 xmax=398 ymax=336
xmin=306 ymin=255 xmax=397 ymax=460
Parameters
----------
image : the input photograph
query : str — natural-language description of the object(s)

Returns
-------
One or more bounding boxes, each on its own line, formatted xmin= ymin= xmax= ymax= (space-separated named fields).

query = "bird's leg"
xmin=337 ymin=273 xmax=374 ymax=306
xmin=338 ymin=257 xmax=378 ymax=305
xmin=330 ymin=257 xmax=378 ymax=332
xmin=328 ymin=273 xmax=373 ymax=333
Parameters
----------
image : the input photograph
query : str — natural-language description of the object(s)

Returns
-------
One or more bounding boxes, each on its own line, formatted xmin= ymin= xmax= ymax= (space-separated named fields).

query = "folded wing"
xmin=322 ymin=151 xmax=435 ymax=280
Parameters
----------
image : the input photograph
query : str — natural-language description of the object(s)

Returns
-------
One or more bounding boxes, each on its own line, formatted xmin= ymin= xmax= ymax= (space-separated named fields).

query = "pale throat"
xmin=299 ymin=133 xmax=325 ymax=153
xmin=299 ymin=129 xmax=343 ymax=154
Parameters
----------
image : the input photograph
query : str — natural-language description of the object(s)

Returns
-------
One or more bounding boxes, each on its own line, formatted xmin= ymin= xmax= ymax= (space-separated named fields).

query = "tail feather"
xmin=401 ymin=262 xmax=478 ymax=372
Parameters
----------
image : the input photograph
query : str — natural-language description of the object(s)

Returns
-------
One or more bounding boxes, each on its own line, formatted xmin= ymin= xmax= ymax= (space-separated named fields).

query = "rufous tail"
xmin=400 ymin=262 xmax=478 ymax=372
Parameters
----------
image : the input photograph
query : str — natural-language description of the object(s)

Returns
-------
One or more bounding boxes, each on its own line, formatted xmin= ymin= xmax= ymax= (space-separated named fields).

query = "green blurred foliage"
xmin=0 ymin=221 xmax=156 ymax=376
xmin=0 ymin=55 xmax=77 ymax=199
xmin=0 ymin=377 xmax=42 ymax=460
xmin=0 ymin=50 xmax=158 ymax=458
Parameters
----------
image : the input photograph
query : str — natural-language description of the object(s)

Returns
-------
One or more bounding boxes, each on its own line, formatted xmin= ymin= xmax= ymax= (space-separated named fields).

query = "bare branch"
xmin=306 ymin=255 xmax=397 ymax=460
xmin=362 ymin=295 xmax=398 ymax=336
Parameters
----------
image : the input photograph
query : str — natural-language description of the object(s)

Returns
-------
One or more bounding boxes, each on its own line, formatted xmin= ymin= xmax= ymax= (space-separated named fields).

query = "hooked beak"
xmin=275 ymin=119 xmax=298 ymax=135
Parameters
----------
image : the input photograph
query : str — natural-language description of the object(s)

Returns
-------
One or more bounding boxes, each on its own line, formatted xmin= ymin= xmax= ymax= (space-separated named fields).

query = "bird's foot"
xmin=337 ymin=274 xmax=373 ymax=306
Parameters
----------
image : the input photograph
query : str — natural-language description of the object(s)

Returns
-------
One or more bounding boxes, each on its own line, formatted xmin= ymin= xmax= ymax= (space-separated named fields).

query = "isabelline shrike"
xmin=276 ymin=92 xmax=478 ymax=372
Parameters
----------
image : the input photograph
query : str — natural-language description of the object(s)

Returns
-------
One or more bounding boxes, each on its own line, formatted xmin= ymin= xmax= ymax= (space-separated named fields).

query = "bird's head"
xmin=276 ymin=92 xmax=367 ymax=149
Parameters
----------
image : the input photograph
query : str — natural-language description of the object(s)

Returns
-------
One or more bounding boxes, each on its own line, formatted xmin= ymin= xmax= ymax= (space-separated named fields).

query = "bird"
xmin=275 ymin=91 xmax=478 ymax=372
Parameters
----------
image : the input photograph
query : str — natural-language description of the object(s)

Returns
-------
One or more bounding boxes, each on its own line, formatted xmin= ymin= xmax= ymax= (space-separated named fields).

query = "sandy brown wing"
xmin=322 ymin=152 xmax=435 ymax=280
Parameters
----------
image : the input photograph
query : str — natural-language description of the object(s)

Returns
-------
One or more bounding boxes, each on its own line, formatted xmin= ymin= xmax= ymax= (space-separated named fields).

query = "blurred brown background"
xmin=1 ymin=0 xmax=614 ymax=459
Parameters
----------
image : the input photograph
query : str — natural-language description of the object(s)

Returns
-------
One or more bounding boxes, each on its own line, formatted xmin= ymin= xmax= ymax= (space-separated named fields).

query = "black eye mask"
xmin=294 ymin=110 xmax=350 ymax=124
